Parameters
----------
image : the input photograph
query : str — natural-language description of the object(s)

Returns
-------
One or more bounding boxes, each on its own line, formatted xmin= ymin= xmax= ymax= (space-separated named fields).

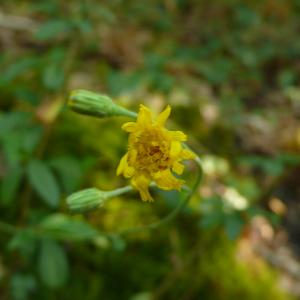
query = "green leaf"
xmin=31 ymin=2 xmax=58 ymax=14
xmin=196 ymin=58 xmax=233 ymax=84
xmin=239 ymin=155 xmax=285 ymax=176
xmin=49 ymin=156 xmax=82 ymax=194
xmin=8 ymin=230 xmax=37 ymax=257
xmin=42 ymin=64 xmax=65 ymax=91
xmin=21 ymin=127 xmax=43 ymax=155
xmin=94 ymin=7 xmax=116 ymax=24
xmin=1 ymin=134 xmax=22 ymax=167
xmin=38 ymin=239 xmax=69 ymax=289
xmin=109 ymin=234 xmax=126 ymax=252
xmin=4 ymin=58 xmax=40 ymax=82
xmin=277 ymin=153 xmax=300 ymax=166
xmin=35 ymin=20 xmax=72 ymax=40
xmin=199 ymin=197 xmax=225 ymax=229
xmin=72 ymin=20 xmax=92 ymax=33
xmin=0 ymin=112 xmax=30 ymax=136
xmin=234 ymin=4 xmax=260 ymax=27
xmin=14 ymin=87 xmax=40 ymax=105
xmin=0 ymin=167 xmax=23 ymax=205
xmin=278 ymin=69 xmax=297 ymax=88
xmin=130 ymin=292 xmax=151 ymax=300
xmin=27 ymin=160 xmax=60 ymax=207
xmin=39 ymin=213 xmax=99 ymax=241
xmin=11 ymin=273 xmax=36 ymax=300
xmin=199 ymin=212 xmax=224 ymax=229
xmin=42 ymin=48 xmax=66 ymax=91
xmin=224 ymin=214 xmax=244 ymax=240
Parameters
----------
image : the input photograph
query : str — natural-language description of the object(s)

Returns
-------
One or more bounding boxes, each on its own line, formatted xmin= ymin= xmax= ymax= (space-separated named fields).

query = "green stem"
xmin=116 ymin=156 xmax=203 ymax=236
xmin=105 ymin=185 xmax=133 ymax=198
xmin=118 ymin=107 xmax=137 ymax=119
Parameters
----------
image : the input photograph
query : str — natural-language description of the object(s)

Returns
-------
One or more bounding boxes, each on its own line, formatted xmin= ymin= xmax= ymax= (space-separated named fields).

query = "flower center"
xmin=132 ymin=128 xmax=171 ymax=173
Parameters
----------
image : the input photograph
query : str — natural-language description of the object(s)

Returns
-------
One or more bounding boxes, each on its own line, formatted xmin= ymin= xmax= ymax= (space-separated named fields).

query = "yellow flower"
xmin=117 ymin=104 xmax=195 ymax=201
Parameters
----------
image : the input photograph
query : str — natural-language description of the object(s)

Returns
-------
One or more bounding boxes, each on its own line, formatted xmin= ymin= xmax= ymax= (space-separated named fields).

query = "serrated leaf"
xmin=39 ymin=213 xmax=98 ymax=241
xmin=27 ymin=160 xmax=60 ymax=207
xmin=38 ymin=239 xmax=69 ymax=289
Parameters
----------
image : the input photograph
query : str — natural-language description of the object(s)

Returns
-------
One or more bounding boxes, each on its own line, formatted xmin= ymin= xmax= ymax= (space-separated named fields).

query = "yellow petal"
xmin=123 ymin=166 xmax=135 ymax=178
xmin=131 ymin=173 xmax=153 ymax=201
xmin=169 ymin=131 xmax=187 ymax=142
xmin=129 ymin=132 xmax=139 ymax=144
xmin=121 ymin=122 xmax=137 ymax=132
xmin=170 ymin=141 xmax=182 ymax=158
xmin=137 ymin=104 xmax=152 ymax=127
xmin=153 ymin=169 xmax=184 ymax=191
xmin=140 ymin=189 xmax=153 ymax=202
xmin=172 ymin=161 xmax=184 ymax=175
xmin=128 ymin=148 xmax=137 ymax=165
xmin=156 ymin=105 xmax=171 ymax=126
xmin=116 ymin=153 xmax=128 ymax=176
xmin=180 ymin=149 xmax=196 ymax=160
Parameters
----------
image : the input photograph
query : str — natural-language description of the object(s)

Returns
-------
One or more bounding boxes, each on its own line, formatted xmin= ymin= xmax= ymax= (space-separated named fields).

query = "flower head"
xmin=117 ymin=104 xmax=195 ymax=201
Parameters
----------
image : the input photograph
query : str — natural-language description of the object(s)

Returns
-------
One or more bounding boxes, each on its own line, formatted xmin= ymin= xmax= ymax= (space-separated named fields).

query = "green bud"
xmin=68 ymin=90 xmax=137 ymax=119
xmin=67 ymin=188 xmax=108 ymax=213
xmin=66 ymin=185 xmax=133 ymax=213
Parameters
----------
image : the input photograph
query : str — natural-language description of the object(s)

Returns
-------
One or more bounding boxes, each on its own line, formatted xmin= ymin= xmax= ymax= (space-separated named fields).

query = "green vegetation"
xmin=1 ymin=0 xmax=300 ymax=299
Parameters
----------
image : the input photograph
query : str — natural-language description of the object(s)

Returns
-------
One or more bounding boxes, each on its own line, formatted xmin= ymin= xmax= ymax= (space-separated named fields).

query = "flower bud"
xmin=68 ymin=90 xmax=136 ymax=119
xmin=66 ymin=185 xmax=133 ymax=213
xmin=67 ymin=188 xmax=108 ymax=212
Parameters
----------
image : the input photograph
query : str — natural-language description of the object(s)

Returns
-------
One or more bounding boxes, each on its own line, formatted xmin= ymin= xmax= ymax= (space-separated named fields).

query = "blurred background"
xmin=1 ymin=0 xmax=300 ymax=299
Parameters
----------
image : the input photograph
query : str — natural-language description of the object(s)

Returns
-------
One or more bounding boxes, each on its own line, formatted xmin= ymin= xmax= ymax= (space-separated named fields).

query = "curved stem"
xmin=115 ymin=156 xmax=203 ymax=236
